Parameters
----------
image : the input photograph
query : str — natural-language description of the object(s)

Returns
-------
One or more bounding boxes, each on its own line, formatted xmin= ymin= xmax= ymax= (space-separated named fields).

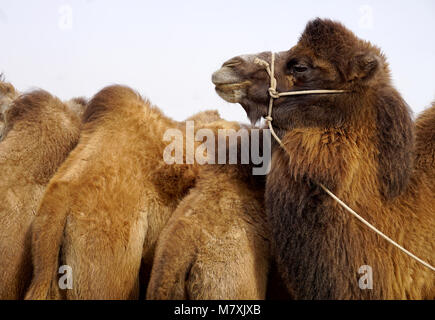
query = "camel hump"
xmin=5 ymin=90 xmax=62 ymax=124
xmin=82 ymin=85 xmax=143 ymax=124
xmin=415 ymin=102 xmax=435 ymax=170
xmin=185 ymin=110 xmax=222 ymax=124
xmin=416 ymin=102 xmax=435 ymax=137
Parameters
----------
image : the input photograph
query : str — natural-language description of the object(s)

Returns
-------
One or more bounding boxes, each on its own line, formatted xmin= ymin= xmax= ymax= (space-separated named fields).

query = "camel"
xmin=0 ymin=89 xmax=83 ymax=299
xmin=147 ymin=127 xmax=270 ymax=299
xmin=25 ymin=85 xmax=237 ymax=300
xmin=138 ymin=111 xmax=227 ymax=293
xmin=212 ymin=18 xmax=434 ymax=299
xmin=0 ymin=78 xmax=85 ymax=139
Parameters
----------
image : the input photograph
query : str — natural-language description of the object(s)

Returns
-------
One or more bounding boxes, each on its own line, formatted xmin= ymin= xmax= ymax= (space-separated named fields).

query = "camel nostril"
xmin=211 ymin=71 xmax=220 ymax=85
xmin=211 ymin=69 xmax=242 ymax=85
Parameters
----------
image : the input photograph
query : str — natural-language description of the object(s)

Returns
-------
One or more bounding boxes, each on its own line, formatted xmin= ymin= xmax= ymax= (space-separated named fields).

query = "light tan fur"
xmin=0 ymin=90 xmax=82 ymax=299
xmin=147 ymin=127 xmax=269 ymax=300
xmin=25 ymin=85 xmax=233 ymax=300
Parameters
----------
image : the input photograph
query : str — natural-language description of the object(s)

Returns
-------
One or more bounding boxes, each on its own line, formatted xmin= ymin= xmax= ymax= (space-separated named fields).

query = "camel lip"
xmin=214 ymin=84 xmax=248 ymax=104
xmin=214 ymin=83 xmax=237 ymax=90
xmin=214 ymin=81 xmax=251 ymax=92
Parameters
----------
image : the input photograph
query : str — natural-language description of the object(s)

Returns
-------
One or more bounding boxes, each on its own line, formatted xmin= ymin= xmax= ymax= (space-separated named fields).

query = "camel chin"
xmin=214 ymin=84 xmax=247 ymax=103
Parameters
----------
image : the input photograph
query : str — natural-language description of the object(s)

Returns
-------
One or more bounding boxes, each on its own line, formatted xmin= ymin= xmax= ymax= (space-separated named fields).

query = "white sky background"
xmin=0 ymin=0 xmax=434 ymax=123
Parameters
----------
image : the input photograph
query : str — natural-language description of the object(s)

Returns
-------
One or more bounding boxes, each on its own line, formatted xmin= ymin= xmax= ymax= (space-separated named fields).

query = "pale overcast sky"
xmin=1 ymin=0 xmax=434 ymax=122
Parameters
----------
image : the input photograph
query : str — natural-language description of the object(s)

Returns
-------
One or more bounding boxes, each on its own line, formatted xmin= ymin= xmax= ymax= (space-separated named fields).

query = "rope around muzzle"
xmin=254 ymin=52 xmax=435 ymax=272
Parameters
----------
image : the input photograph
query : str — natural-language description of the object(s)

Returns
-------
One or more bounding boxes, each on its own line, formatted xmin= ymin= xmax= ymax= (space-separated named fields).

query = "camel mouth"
xmin=214 ymin=81 xmax=250 ymax=103
xmin=212 ymin=64 xmax=252 ymax=103
xmin=214 ymin=81 xmax=251 ymax=92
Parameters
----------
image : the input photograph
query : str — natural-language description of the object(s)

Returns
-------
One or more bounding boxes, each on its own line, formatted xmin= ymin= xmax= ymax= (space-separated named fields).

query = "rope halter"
xmin=254 ymin=52 xmax=348 ymax=148
xmin=254 ymin=52 xmax=435 ymax=272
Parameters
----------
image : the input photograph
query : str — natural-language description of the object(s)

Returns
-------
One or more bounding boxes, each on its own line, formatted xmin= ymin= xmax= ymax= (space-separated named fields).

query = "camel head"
xmin=213 ymin=18 xmax=414 ymax=199
xmin=212 ymin=18 xmax=390 ymax=129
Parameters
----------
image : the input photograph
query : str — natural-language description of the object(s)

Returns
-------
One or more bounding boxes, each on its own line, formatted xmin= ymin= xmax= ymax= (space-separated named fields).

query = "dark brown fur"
xmin=213 ymin=18 xmax=434 ymax=299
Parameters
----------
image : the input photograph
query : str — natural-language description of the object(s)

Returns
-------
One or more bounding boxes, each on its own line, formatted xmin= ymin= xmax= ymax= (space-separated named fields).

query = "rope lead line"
xmin=255 ymin=52 xmax=435 ymax=272
xmin=319 ymin=184 xmax=435 ymax=272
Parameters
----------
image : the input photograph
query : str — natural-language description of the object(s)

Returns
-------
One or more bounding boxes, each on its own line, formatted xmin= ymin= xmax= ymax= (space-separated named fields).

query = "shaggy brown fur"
xmin=0 ymin=90 xmax=82 ymax=299
xmin=147 ymin=127 xmax=269 ymax=299
xmin=25 ymin=85 xmax=233 ymax=300
xmin=213 ymin=19 xmax=434 ymax=299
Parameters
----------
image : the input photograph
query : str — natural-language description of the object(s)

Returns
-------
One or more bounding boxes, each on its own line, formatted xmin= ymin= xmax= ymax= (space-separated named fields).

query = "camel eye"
xmin=286 ymin=59 xmax=309 ymax=73
xmin=293 ymin=65 xmax=308 ymax=73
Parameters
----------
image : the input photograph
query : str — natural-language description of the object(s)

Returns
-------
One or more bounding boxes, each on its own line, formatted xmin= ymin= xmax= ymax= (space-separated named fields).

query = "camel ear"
xmin=376 ymin=91 xmax=414 ymax=199
xmin=347 ymin=52 xmax=381 ymax=82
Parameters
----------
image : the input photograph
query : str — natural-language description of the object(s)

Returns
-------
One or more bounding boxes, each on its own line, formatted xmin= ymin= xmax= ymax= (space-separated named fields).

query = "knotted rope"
xmin=254 ymin=52 xmax=435 ymax=272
